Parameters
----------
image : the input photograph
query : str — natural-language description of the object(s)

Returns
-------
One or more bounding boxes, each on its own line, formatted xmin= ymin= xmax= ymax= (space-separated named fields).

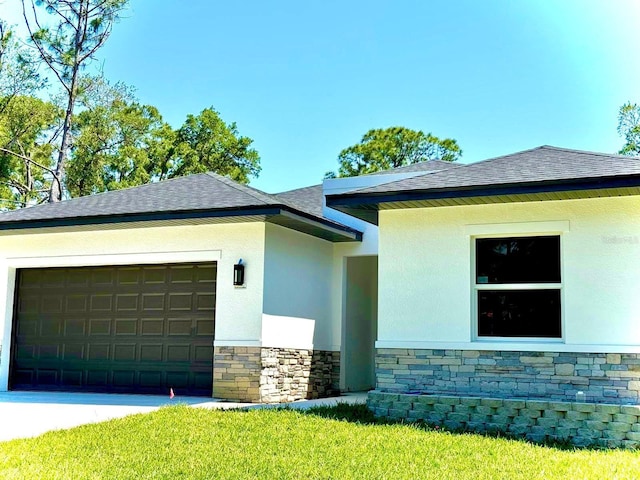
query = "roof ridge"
xmin=204 ymin=172 xmax=279 ymax=206
xmin=276 ymin=183 xmax=322 ymax=195
xmin=335 ymin=145 xmax=640 ymax=196
xmin=458 ymin=145 xmax=549 ymax=167
xmin=2 ymin=172 xmax=214 ymax=214
xmin=540 ymin=145 xmax=640 ymax=160
xmin=203 ymin=172 xmax=315 ymax=215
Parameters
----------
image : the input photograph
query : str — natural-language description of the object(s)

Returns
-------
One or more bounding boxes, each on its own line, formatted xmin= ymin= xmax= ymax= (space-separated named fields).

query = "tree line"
xmin=1 ymin=1 xmax=638 ymax=212
xmin=0 ymin=0 xmax=260 ymax=209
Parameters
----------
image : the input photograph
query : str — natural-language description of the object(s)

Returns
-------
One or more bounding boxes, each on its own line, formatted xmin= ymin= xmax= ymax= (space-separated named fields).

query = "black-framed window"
xmin=475 ymin=235 xmax=561 ymax=339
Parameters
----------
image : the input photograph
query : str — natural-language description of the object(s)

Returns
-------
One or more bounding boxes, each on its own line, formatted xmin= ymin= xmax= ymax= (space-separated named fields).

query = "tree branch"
xmin=0 ymin=147 xmax=58 ymax=176
xmin=21 ymin=0 xmax=71 ymax=93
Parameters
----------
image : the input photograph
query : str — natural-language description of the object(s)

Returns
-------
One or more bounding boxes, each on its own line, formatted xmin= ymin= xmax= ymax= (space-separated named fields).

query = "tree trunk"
xmin=47 ymin=0 xmax=87 ymax=203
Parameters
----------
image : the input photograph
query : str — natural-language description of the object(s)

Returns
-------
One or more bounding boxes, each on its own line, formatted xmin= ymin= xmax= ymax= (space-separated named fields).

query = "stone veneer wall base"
xmin=214 ymin=346 xmax=340 ymax=403
xmin=367 ymin=391 xmax=640 ymax=449
xmin=376 ymin=349 xmax=640 ymax=404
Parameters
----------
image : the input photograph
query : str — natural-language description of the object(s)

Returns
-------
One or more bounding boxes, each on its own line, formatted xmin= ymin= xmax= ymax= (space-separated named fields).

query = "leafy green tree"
xmin=66 ymin=80 xmax=171 ymax=196
xmin=170 ymin=107 xmax=261 ymax=184
xmin=0 ymin=95 xmax=61 ymax=208
xmin=0 ymin=20 xmax=57 ymax=209
xmin=1 ymin=5 xmax=262 ymax=207
xmin=618 ymin=102 xmax=640 ymax=157
xmin=0 ymin=19 xmax=45 ymax=113
xmin=22 ymin=0 xmax=128 ymax=202
xmin=327 ymin=126 xmax=462 ymax=178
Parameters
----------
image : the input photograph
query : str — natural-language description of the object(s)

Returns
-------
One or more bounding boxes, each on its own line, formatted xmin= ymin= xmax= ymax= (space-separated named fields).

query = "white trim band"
xmin=375 ymin=340 xmax=640 ymax=354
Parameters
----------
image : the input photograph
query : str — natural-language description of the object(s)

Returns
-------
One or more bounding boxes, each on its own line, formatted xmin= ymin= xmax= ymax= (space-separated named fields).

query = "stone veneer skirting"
xmin=367 ymin=391 xmax=640 ymax=448
xmin=213 ymin=346 xmax=340 ymax=403
xmin=376 ymin=349 xmax=640 ymax=404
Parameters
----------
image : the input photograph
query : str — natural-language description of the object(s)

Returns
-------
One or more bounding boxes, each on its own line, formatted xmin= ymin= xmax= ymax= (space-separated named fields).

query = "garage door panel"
xmin=42 ymin=270 xmax=65 ymax=288
xmin=92 ymin=269 xmax=115 ymax=286
xmin=114 ymin=344 xmax=136 ymax=361
xmin=117 ymin=268 xmax=140 ymax=285
xmin=142 ymin=294 xmax=164 ymax=311
xmin=67 ymin=269 xmax=90 ymax=287
xmin=40 ymin=318 xmax=62 ymax=336
xmin=166 ymin=371 xmax=189 ymax=388
xmin=141 ymin=318 xmax=164 ymax=335
xmin=87 ymin=343 xmax=110 ymax=361
xmin=61 ymin=369 xmax=83 ymax=386
xmin=140 ymin=344 xmax=163 ymax=362
xmin=90 ymin=295 xmax=113 ymax=312
xmin=143 ymin=267 xmax=166 ymax=284
xmin=194 ymin=345 xmax=214 ymax=363
xmin=196 ymin=319 xmax=214 ymax=336
xmin=195 ymin=266 xmax=216 ymax=283
xmin=115 ymin=319 xmax=137 ymax=335
xmin=10 ymin=262 xmax=216 ymax=396
xmin=168 ymin=319 xmax=192 ymax=336
xmin=166 ymin=345 xmax=190 ymax=362
xmin=196 ymin=293 xmax=216 ymax=311
xmin=139 ymin=371 xmax=162 ymax=387
xmin=86 ymin=370 xmax=108 ymax=386
xmin=17 ymin=319 xmax=38 ymax=336
xmin=15 ymin=344 xmax=36 ymax=360
xmin=18 ymin=296 xmax=39 ymax=314
xmin=39 ymin=344 xmax=60 ymax=360
xmin=116 ymin=294 xmax=138 ymax=312
xmin=42 ymin=296 xmax=63 ymax=313
xmin=168 ymin=293 xmax=192 ymax=311
xmin=36 ymin=370 xmax=59 ymax=385
xmin=62 ymin=344 xmax=84 ymax=360
xmin=193 ymin=372 xmax=213 ymax=389
xmin=89 ymin=319 xmax=111 ymax=335
xmin=66 ymin=295 xmax=88 ymax=313
xmin=113 ymin=370 xmax=135 ymax=387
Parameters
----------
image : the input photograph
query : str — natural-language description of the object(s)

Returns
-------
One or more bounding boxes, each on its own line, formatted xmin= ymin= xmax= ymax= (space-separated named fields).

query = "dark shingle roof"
xmin=0 ymin=173 xmax=278 ymax=222
xmin=273 ymin=160 xmax=459 ymax=217
xmin=355 ymin=146 xmax=640 ymax=195
xmin=326 ymin=146 xmax=640 ymax=224
xmin=367 ymin=159 xmax=460 ymax=176
xmin=0 ymin=172 xmax=361 ymax=242
xmin=275 ymin=184 xmax=324 ymax=218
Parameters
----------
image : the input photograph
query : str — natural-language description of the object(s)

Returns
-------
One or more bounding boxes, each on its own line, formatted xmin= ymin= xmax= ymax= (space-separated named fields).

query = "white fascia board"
xmin=321 ymin=172 xmax=430 ymax=228
xmin=322 ymin=171 xmax=428 ymax=196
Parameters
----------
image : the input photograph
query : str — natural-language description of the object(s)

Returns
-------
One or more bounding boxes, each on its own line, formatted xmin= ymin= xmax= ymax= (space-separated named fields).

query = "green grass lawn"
xmin=1 ymin=404 xmax=639 ymax=479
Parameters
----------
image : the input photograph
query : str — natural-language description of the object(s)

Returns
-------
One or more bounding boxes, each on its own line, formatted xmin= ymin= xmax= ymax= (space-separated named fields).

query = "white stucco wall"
xmin=0 ymin=222 xmax=267 ymax=390
xmin=377 ymin=196 xmax=640 ymax=353
xmin=262 ymin=223 xmax=335 ymax=350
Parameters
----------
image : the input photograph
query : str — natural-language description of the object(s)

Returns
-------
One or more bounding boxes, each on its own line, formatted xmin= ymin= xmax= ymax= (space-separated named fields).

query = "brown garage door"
xmin=10 ymin=262 xmax=216 ymax=396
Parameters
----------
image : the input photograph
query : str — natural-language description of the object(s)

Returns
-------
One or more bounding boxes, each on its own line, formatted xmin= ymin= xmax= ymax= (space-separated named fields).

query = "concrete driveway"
xmin=0 ymin=391 xmax=367 ymax=442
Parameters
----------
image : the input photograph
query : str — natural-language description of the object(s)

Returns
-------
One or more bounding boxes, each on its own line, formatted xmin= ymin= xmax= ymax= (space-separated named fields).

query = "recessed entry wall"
xmin=343 ymin=255 xmax=378 ymax=392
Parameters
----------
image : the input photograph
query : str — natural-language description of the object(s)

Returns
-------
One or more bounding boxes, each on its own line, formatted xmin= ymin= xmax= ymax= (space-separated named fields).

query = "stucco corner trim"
xmin=261 ymin=314 xmax=315 ymax=350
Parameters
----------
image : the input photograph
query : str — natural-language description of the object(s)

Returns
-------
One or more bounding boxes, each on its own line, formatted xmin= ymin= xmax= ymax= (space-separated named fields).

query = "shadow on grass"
xmin=299 ymin=402 xmax=585 ymax=452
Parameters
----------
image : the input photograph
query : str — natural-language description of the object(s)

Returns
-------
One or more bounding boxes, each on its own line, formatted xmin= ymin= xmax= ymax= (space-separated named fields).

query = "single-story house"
xmin=0 ymin=165 xmax=394 ymax=402
xmin=0 ymin=145 xmax=639 ymax=445
xmin=326 ymin=145 xmax=640 ymax=447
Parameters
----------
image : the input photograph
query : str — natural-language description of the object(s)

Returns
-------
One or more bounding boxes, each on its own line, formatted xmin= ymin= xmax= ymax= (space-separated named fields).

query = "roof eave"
xmin=0 ymin=205 xmax=363 ymax=243
xmin=326 ymin=175 xmax=640 ymax=224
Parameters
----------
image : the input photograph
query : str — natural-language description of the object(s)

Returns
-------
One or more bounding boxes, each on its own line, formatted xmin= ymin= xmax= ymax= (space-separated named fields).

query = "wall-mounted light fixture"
xmin=233 ymin=259 xmax=245 ymax=286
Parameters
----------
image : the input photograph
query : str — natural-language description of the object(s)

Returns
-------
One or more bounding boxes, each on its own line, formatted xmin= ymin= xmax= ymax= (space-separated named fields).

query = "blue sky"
xmin=2 ymin=0 xmax=639 ymax=193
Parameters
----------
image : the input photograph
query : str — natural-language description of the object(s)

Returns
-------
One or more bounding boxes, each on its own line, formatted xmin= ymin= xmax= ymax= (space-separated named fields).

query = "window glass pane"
xmin=476 ymin=236 xmax=560 ymax=284
xmin=478 ymin=289 xmax=561 ymax=338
